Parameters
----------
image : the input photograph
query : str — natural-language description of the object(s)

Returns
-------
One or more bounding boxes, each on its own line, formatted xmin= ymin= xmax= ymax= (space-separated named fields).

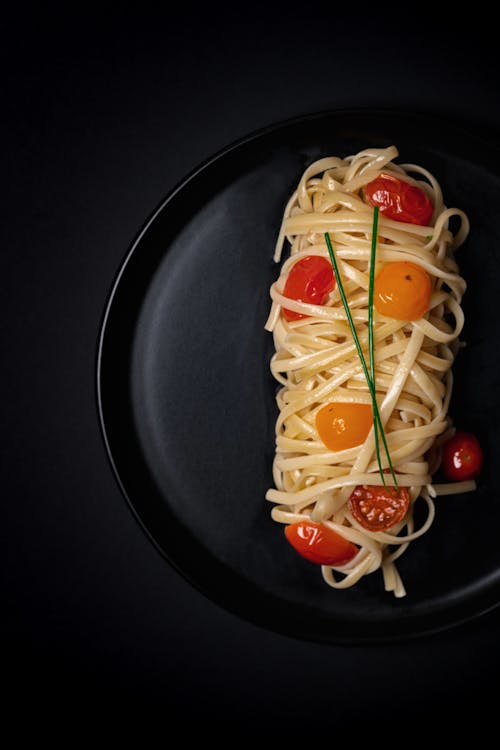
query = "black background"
xmin=4 ymin=7 xmax=500 ymax=732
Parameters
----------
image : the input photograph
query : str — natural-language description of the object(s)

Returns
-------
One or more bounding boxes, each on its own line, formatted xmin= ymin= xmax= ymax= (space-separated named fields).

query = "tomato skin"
xmin=374 ymin=261 xmax=432 ymax=321
xmin=365 ymin=173 xmax=433 ymax=226
xmin=285 ymin=520 xmax=358 ymax=566
xmin=349 ymin=484 xmax=410 ymax=532
xmin=441 ymin=431 xmax=483 ymax=481
xmin=316 ymin=402 xmax=373 ymax=451
xmin=282 ymin=255 xmax=335 ymax=322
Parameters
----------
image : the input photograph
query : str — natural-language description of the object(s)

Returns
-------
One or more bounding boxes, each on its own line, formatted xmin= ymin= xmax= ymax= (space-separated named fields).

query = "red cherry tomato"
xmin=349 ymin=484 xmax=410 ymax=532
xmin=282 ymin=255 xmax=335 ymax=322
xmin=365 ymin=173 xmax=433 ymax=226
xmin=285 ymin=520 xmax=358 ymax=566
xmin=441 ymin=431 xmax=483 ymax=481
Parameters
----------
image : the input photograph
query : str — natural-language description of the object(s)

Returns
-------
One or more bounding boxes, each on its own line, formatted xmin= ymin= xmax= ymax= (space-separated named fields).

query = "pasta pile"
xmin=265 ymin=146 xmax=472 ymax=597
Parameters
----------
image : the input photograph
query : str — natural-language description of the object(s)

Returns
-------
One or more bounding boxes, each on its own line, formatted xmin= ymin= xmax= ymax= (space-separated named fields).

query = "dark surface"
xmin=4 ymin=8 xmax=500 ymax=730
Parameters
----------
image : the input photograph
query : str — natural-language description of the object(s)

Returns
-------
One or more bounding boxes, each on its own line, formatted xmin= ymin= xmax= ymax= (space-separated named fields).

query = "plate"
xmin=97 ymin=109 xmax=500 ymax=643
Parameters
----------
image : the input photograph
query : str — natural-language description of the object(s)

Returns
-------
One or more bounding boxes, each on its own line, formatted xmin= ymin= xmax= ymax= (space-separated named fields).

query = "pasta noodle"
xmin=265 ymin=146 xmax=473 ymax=598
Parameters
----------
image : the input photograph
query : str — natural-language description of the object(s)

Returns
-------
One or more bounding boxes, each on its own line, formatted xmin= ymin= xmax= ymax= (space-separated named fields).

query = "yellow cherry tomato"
xmin=316 ymin=402 xmax=373 ymax=451
xmin=374 ymin=261 xmax=431 ymax=321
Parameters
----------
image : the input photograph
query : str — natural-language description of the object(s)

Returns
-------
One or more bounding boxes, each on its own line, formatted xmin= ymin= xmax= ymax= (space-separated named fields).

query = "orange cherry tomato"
xmin=285 ymin=520 xmax=358 ymax=566
xmin=282 ymin=255 xmax=335 ymax=322
xmin=316 ymin=402 xmax=373 ymax=451
xmin=365 ymin=173 xmax=433 ymax=226
xmin=441 ymin=431 xmax=483 ymax=481
xmin=374 ymin=261 xmax=431 ymax=320
xmin=348 ymin=484 xmax=410 ymax=532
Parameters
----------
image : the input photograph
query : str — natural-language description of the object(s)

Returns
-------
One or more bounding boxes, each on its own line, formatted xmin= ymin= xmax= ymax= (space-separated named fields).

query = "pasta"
xmin=265 ymin=146 xmax=473 ymax=598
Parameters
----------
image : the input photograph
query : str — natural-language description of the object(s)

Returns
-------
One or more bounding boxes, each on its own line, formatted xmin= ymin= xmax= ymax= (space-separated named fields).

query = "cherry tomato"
xmin=374 ymin=261 xmax=431 ymax=320
xmin=349 ymin=484 xmax=410 ymax=532
xmin=282 ymin=255 xmax=335 ymax=322
xmin=365 ymin=173 xmax=433 ymax=226
xmin=285 ymin=520 xmax=358 ymax=566
xmin=316 ymin=402 xmax=373 ymax=451
xmin=441 ymin=431 xmax=483 ymax=481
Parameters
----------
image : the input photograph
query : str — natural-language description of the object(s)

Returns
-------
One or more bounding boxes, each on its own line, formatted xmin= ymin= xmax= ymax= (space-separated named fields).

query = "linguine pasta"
xmin=265 ymin=146 xmax=473 ymax=597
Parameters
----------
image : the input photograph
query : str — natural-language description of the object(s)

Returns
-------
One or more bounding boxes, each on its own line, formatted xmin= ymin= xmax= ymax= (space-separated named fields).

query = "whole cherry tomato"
xmin=441 ymin=431 xmax=483 ymax=481
xmin=282 ymin=255 xmax=335 ymax=322
xmin=365 ymin=173 xmax=433 ymax=226
xmin=374 ymin=261 xmax=432 ymax=321
xmin=349 ymin=484 xmax=410 ymax=532
xmin=316 ymin=402 xmax=373 ymax=451
xmin=285 ymin=520 xmax=358 ymax=566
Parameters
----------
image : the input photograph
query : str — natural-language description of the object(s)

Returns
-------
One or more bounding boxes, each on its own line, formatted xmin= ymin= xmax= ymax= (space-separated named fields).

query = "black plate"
xmin=97 ymin=109 xmax=500 ymax=644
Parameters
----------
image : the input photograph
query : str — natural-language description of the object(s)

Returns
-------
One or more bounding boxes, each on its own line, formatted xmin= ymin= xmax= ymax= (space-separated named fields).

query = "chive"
xmin=368 ymin=207 xmax=382 ymax=482
xmin=324 ymin=221 xmax=398 ymax=489
xmin=368 ymin=207 xmax=379 ymax=379
xmin=367 ymin=209 xmax=399 ymax=490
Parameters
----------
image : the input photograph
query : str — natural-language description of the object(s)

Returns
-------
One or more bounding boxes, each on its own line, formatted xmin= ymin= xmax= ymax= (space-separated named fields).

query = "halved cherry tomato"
xmin=316 ymin=402 xmax=373 ymax=451
xmin=374 ymin=261 xmax=431 ymax=320
xmin=441 ymin=431 xmax=483 ymax=481
xmin=349 ymin=484 xmax=410 ymax=532
xmin=285 ymin=520 xmax=358 ymax=566
xmin=365 ymin=173 xmax=433 ymax=226
xmin=282 ymin=255 xmax=335 ymax=322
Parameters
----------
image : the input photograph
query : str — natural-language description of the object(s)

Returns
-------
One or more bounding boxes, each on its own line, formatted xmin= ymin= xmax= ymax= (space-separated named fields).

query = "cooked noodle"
xmin=265 ymin=146 xmax=473 ymax=597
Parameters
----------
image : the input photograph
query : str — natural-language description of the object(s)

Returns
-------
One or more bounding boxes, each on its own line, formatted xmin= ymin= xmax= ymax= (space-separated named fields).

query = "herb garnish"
xmin=324 ymin=207 xmax=398 ymax=488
